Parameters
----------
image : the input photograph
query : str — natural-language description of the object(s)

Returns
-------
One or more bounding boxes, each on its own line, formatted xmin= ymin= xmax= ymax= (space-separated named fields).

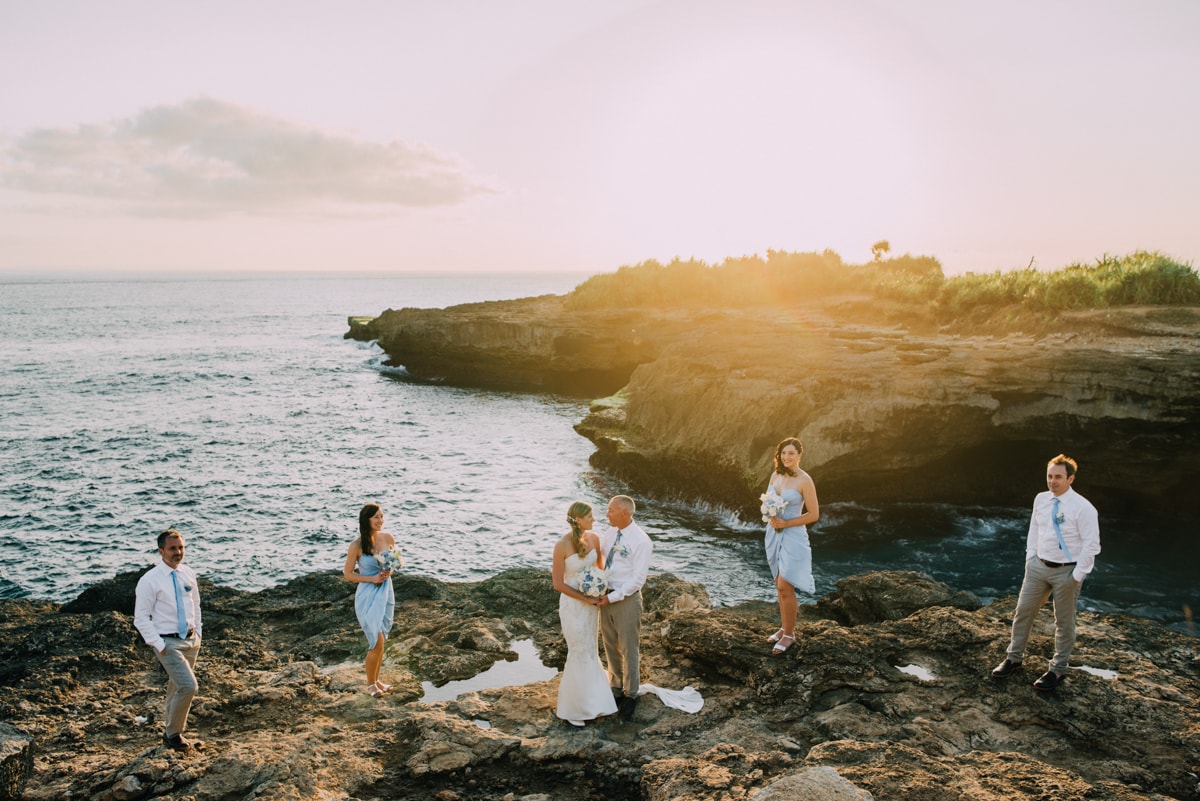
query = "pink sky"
xmin=1 ymin=0 xmax=1197 ymax=276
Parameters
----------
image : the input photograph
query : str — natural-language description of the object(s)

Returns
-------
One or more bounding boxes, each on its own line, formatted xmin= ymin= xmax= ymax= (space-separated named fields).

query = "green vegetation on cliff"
xmin=566 ymin=249 xmax=1200 ymax=327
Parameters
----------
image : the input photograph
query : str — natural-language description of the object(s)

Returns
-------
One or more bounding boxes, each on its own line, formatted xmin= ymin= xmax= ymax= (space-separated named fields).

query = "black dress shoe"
xmin=990 ymin=659 xmax=1022 ymax=679
xmin=1033 ymin=671 xmax=1064 ymax=691
xmin=163 ymin=733 xmax=192 ymax=752
xmin=612 ymin=688 xmax=625 ymax=701
xmin=618 ymin=695 xmax=639 ymax=720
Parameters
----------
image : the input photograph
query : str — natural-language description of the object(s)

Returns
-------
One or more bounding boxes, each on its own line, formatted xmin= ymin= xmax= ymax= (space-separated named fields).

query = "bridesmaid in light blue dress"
xmin=342 ymin=503 xmax=397 ymax=696
xmin=763 ymin=437 xmax=820 ymax=655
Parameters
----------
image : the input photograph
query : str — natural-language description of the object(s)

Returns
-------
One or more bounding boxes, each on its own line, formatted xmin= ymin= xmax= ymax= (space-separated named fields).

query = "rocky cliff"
xmin=348 ymin=299 xmax=1200 ymax=517
xmin=2 ymin=569 xmax=1197 ymax=801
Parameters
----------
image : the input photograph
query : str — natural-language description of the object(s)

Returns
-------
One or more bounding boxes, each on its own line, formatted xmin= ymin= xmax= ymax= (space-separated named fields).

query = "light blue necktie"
xmin=1051 ymin=497 xmax=1073 ymax=562
xmin=171 ymin=570 xmax=189 ymax=638
xmin=606 ymin=529 xmax=623 ymax=567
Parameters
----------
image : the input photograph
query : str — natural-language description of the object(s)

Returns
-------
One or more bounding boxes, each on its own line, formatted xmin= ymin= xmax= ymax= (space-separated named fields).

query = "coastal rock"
xmin=0 ymin=722 xmax=34 ymax=801
xmin=1 ymin=568 xmax=1197 ymax=801
xmin=816 ymin=571 xmax=982 ymax=626
xmin=347 ymin=297 xmax=674 ymax=397
xmin=349 ymin=298 xmax=1200 ymax=516
xmin=754 ymin=765 xmax=875 ymax=801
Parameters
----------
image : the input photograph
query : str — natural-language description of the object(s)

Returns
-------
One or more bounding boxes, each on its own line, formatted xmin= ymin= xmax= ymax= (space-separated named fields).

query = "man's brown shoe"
xmin=163 ymin=733 xmax=192 ymax=752
xmin=990 ymin=659 xmax=1022 ymax=679
xmin=1033 ymin=671 xmax=1064 ymax=691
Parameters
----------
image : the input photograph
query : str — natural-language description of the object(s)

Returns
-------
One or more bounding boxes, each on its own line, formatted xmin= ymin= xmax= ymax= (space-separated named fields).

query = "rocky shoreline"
xmin=2 ymin=568 xmax=1198 ymax=801
xmin=347 ymin=298 xmax=1200 ymax=518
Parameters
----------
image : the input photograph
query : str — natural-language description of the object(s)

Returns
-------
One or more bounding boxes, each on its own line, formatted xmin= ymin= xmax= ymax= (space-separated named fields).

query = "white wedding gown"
xmin=556 ymin=549 xmax=618 ymax=723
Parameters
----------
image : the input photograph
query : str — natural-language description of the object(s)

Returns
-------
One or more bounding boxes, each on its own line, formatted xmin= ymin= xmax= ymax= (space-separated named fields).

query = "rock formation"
xmin=2 ymin=569 xmax=1197 ymax=801
xmin=348 ymin=299 xmax=1200 ymax=517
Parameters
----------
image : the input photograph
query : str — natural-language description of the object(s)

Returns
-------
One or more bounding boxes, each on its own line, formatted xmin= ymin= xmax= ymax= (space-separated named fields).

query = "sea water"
xmin=0 ymin=272 xmax=1194 ymax=635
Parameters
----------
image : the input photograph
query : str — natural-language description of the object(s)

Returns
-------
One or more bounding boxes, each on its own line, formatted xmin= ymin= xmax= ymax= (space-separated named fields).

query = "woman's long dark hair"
xmin=359 ymin=503 xmax=381 ymax=556
xmin=773 ymin=437 xmax=804 ymax=477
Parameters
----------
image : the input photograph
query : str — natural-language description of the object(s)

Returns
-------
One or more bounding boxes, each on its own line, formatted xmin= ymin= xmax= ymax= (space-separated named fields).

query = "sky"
xmin=1 ymin=0 xmax=1198 ymax=276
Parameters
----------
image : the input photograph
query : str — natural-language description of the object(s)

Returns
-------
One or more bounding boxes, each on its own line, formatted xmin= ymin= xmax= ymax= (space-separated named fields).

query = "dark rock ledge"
xmin=2 ymin=569 xmax=1198 ymax=801
xmin=348 ymin=300 xmax=1200 ymax=518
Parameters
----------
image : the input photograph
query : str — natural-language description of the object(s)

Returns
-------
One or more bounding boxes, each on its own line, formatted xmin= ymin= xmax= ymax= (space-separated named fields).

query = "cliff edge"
xmin=348 ymin=298 xmax=1200 ymax=517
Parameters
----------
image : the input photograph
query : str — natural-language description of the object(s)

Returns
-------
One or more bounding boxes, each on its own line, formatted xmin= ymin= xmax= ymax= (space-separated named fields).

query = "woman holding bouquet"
xmin=763 ymin=437 xmax=820 ymax=655
xmin=552 ymin=501 xmax=618 ymax=725
xmin=343 ymin=503 xmax=398 ymax=696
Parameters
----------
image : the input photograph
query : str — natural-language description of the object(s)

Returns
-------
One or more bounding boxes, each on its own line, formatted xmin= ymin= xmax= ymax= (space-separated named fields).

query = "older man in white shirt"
xmin=134 ymin=529 xmax=203 ymax=751
xmin=992 ymin=454 xmax=1101 ymax=691
xmin=597 ymin=494 xmax=653 ymax=719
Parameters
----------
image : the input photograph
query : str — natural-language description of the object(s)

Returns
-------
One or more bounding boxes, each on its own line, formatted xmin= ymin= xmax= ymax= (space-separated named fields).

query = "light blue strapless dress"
xmin=764 ymin=487 xmax=815 ymax=594
xmin=354 ymin=553 xmax=395 ymax=647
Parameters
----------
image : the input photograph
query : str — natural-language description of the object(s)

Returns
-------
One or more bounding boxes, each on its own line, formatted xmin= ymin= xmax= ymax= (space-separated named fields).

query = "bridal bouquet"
xmin=577 ymin=565 xmax=610 ymax=598
xmin=376 ymin=548 xmax=404 ymax=573
xmin=760 ymin=488 xmax=788 ymax=522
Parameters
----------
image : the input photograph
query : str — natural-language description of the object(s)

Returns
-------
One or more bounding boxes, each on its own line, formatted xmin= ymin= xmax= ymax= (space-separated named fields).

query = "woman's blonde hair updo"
xmin=566 ymin=501 xmax=592 ymax=557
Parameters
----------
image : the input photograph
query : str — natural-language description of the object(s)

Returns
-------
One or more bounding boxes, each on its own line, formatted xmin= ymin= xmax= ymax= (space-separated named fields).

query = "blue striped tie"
xmin=1051 ymin=497 xmax=1073 ymax=562
xmin=606 ymin=530 xmax=623 ymax=567
xmin=171 ymin=570 xmax=189 ymax=638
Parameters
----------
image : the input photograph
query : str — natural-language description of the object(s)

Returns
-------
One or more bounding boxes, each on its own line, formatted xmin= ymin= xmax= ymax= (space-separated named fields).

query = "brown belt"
xmin=1040 ymin=560 xmax=1076 ymax=569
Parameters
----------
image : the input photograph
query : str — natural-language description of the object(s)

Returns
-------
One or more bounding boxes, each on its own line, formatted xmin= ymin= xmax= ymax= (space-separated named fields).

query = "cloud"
xmin=0 ymin=97 xmax=497 ymax=217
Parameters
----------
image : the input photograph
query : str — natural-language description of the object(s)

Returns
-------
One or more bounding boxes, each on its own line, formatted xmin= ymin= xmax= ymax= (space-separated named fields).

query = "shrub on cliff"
xmin=938 ymin=250 xmax=1200 ymax=318
xmin=565 ymin=249 xmax=944 ymax=310
xmin=567 ymin=248 xmax=1198 ymax=323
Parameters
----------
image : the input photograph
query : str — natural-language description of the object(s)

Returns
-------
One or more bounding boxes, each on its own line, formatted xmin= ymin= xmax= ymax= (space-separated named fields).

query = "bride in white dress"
xmin=552 ymin=501 xmax=619 ymax=725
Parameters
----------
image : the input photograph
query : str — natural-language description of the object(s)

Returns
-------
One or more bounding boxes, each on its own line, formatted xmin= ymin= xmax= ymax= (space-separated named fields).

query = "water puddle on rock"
xmin=1074 ymin=665 xmax=1118 ymax=680
xmin=419 ymin=639 xmax=558 ymax=704
xmin=895 ymin=663 xmax=938 ymax=682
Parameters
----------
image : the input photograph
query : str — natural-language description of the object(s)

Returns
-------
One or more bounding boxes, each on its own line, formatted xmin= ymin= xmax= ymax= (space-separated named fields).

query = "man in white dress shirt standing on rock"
xmin=598 ymin=495 xmax=653 ymax=719
xmin=991 ymin=454 xmax=1101 ymax=691
xmin=134 ymin=529 xmax=204 ymax=751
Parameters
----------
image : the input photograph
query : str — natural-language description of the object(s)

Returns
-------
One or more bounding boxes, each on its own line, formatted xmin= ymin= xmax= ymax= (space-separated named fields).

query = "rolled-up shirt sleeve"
xmin=1024 ymin=503 xmax=1039 ymax=562
xmin=133 ymin=569 xmax=164 ymax=652
xmin=186 ymin=566 xmax=202 ymax=639
xmin=1070 ymin=501 xmax=1101 ymax=583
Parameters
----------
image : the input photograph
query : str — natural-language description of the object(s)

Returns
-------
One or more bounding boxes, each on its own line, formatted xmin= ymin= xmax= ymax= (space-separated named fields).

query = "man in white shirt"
xmin=133 ymin=529 xmax=203 ymax=751
xmin=991 ymin=454 xmax=1101 ymax=691
xmin=597 ymin=495 xmax=653 ymax=719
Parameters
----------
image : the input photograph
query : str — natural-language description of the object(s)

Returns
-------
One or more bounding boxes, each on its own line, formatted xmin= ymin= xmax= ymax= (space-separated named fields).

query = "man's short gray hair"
xmin=612 ymin=495 xmax=636 ymax=514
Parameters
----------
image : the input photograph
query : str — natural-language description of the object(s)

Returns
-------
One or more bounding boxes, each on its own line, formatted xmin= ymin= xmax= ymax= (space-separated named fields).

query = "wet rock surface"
xmin=2 ymin=568 xmax=1197 ymax=800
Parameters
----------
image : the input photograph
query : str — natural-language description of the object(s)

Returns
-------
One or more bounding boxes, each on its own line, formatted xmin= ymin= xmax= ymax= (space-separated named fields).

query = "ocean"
xmin=0 ymin=272 xmax=1194 ymax=635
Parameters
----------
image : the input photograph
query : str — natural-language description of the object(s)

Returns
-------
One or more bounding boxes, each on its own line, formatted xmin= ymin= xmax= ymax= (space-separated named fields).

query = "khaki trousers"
xmin=600 ymin=590 xmax=642 ymax=697
xmin=157 ymin=635 xmax=201 ymax=737
xmin=1005 ymin=558 xmax=1082 ymax=675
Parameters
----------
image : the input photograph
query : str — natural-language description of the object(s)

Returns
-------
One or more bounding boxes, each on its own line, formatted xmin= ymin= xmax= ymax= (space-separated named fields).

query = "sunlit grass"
xmin=566 ymin=249 xmax=1199 ymax=329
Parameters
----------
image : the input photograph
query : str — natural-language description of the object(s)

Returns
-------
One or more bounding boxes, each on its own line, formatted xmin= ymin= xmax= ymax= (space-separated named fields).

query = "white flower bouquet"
xmin=760 ymin=489 xmax=788 ymax=523
xmin=376 ymin=548 xmax=404 ymax=573
xmin=577 ymin=565 xmax=610 ymax=598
